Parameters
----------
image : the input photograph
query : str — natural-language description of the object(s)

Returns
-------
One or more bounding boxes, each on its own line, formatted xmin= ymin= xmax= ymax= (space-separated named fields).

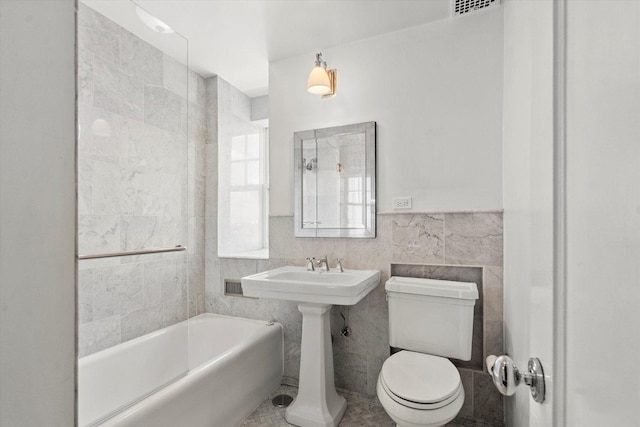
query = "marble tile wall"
xmin=205 ymin=211 xmax=505 ymax=425
xmin=77 ymin=4 xmax=206 ymax=357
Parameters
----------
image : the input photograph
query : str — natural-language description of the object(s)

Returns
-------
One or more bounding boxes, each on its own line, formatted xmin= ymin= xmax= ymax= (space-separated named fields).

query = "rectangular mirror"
xmin=294 ymin=121 xmax=376 ymax=238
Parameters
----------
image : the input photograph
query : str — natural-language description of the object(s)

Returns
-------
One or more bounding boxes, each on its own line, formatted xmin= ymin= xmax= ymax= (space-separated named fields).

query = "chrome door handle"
xmin=486 ymin=355 xmax=545 ymax=403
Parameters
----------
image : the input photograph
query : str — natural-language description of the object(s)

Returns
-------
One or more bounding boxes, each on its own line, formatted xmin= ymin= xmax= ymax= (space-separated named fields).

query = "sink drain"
xmin=272 ymin=394 xmax=293 ymax=408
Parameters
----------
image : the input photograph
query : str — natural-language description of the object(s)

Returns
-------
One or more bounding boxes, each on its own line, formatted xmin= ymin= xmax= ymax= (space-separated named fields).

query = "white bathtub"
xmin=78 ymin=313 xmax=283 ymax=427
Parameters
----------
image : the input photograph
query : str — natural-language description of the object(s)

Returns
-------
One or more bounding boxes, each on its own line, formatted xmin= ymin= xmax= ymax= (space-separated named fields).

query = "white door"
xmin=505 ymin=1 xmax=640 ymax=426
xmin=503 ymin=0 xmax=555 ymax=425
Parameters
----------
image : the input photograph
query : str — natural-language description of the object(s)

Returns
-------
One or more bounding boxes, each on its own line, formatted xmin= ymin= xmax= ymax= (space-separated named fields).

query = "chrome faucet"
xmin=316 ymin=255 xmax=330 ymax=271
xmin=306 ymin=257 xmax=316 ymax=271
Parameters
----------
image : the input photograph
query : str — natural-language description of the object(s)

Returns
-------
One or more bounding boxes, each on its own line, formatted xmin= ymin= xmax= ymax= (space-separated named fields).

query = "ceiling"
xmin=83 ymin=0 xmax=452 ymax=97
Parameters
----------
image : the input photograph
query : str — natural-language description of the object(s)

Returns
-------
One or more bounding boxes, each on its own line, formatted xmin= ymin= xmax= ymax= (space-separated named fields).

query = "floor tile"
xmin=240 ymin=384 xmax=501 ymax=426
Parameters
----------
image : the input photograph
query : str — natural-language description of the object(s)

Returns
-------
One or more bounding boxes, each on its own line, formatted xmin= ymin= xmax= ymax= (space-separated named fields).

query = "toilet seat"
xmin=376 ymin=351 xmax=464 ymax=426
xmin=379 ymin=373 xmax=462 ymax=410
xmin=379 ymin=351 xmax=461 ymax=407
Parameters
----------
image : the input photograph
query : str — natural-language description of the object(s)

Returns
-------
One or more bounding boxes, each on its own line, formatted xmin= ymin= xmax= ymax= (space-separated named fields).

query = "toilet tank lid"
xmin=386 ymin=276 xmax=478 ymax=300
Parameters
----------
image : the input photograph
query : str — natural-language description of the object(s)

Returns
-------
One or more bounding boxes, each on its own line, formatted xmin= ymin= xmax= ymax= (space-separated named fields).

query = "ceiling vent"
xmin=452 ymin=0 xmax=501 ymax=16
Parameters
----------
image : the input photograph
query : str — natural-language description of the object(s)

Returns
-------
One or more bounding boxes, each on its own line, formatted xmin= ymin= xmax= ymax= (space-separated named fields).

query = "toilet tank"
xmin=386 ymin=276 xmax=478 ymax=361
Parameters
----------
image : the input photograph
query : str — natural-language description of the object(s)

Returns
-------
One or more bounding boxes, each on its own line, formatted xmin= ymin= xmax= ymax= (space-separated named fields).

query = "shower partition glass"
xmin=77 ymin=1 xmax=190 ymax=424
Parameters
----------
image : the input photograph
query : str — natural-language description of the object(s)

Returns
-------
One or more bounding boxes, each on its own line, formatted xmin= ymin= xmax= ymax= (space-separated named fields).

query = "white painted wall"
xmin=269 ymin=8 xmax=504 ymax=215
xmin=502 ymin=1 xmax=555 ymax=425
xmin=0 ymin=1 xmax=76 ymax=425
xmin=565 ymin=1 xmax=640 ymax=425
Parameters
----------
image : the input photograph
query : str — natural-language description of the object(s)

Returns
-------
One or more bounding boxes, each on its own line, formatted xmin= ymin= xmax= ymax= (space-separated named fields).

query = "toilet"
xmin=377 ymin=276 xmax=478 ymax=427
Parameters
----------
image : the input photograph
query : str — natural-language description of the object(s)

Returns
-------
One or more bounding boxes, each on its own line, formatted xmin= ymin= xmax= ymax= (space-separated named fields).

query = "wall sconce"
xmin=307 ymin=52 xmax=337 ymax=98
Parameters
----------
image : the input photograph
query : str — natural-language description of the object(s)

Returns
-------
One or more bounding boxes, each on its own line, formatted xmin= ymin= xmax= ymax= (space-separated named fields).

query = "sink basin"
xmin=241 ymin=266 xmax=381 ymax=305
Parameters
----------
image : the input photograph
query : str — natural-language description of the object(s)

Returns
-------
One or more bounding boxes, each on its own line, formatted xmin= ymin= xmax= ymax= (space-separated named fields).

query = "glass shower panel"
xmin=77 ymin=1 xmax=190 ymax=424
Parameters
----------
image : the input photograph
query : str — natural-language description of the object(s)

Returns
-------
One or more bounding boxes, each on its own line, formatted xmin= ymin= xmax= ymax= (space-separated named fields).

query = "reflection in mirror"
xmin=294 ymin=122 xmax=376 ymax=238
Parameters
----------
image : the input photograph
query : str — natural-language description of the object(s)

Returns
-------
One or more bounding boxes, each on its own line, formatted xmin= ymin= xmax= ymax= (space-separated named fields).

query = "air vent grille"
xmin=224 ymin=279 xmax=244 ymax=296
xmin=452 ymin=0 xmax=500 ymax=16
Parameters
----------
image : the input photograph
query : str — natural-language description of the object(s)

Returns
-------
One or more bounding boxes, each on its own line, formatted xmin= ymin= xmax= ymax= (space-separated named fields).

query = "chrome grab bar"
xmin=78 ymin=245 xmax=187 ymax=260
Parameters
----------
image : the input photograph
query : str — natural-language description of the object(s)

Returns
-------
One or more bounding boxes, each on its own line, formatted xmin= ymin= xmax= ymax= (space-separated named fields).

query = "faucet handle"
xmin=306 ymin=257 xmax=316 ymax=271
xmin=336 ymin=258 xmax=344 ymax=272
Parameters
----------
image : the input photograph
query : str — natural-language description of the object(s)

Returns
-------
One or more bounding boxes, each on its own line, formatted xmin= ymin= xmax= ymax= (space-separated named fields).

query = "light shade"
xmin=307 ymin=53 xmax=336 ymax=98
xmin=307 ymin=66 xmax=332 ymax=95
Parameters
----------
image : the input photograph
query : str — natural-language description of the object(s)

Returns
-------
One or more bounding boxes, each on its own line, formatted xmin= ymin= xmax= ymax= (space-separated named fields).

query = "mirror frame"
xmin=294 ymin=121 xmax=376 ymax=238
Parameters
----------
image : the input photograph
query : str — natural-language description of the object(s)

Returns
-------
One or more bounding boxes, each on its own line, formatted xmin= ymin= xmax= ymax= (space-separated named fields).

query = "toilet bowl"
xmin=376 ymin=351 xmax=464 ymax=427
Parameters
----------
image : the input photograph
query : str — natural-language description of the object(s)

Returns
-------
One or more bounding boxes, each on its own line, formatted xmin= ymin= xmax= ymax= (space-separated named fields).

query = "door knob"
xmin=486 ymin=355 xmax=545 ymax=403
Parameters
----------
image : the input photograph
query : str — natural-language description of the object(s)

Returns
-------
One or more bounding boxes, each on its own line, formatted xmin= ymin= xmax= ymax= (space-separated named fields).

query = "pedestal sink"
xmin=241 ymin=266 xmax=380 ymax=427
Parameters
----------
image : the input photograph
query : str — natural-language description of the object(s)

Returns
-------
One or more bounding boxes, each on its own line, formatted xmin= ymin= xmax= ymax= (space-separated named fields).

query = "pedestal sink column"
xmin=285 ymin=303 xmax=347 ymax=427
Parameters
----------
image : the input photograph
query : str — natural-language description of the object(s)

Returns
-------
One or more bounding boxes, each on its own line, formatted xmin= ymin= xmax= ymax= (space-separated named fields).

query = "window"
xmin=218 ymin=127 xmax=268 ymax=258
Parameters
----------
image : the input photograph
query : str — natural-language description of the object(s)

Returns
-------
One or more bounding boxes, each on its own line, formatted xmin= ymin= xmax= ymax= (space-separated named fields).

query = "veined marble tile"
xmin=194 ymin=176 xmax=206 ymax=220
xmin=120 ymin=29 xmax=163 ymax=86
xmin=121 ymin=305 xmax=164 ymax=342
xmin=483 ymin=266 xmax=503 ymax=324
xmin=458 ymin=369 xmax=474 ymax=419
xmin=473 ymin=372 xmax=504 ymax=425
xmin=78 ymin=105 xmax=125 ymax=164
xmin=269 ymin=216 xmax=305 ymax=260
xmin=143 ymin=262 xmax=163 ymax=308
xmin=217 ymin=77 xmax=251 ymax=119
xmin=334 ymin=350 xmax=367 ymax=393
xmin=120 ymin=123 xmax=186 ymax=175
xmin=205 ymin=77 xmax=218 ymax=144
xmin=92 ymin=264 xmax=144 ymax=320
xmin=192 ymin=133 xmax=207 ymax=180
xmin=92 ymin=159 xmax=120 ymax=215
xmin=284 ymin=338 xmax=302 ymax=381
xmin=78 ymin=315 xmax=121 ymax=358
xmin=189 ymin=259 xmax=206 ymax=304
xmin=118 ymin=168 xmax=145 ymax=216
xmin=366 ymin=352 xmax=388 ymax=397
xmin=483 ymin=266 xmax=504 ymax=360
xmin=120 ymin=216 xmax=185 ymax=251
xmin=93 ymin=56 xmax=144 ymax=122
xmin=78 ymin=49 xmax=94 ymax=106
xmin=181 ymin=98 xmax=189 ymax=136
xmin=219 ymin=258 xmax=259 ymax=283
xmin=78 ymin=158 xmax=93 ymax=215
xmin=162 ymin=296 xmax=188 ymax=327
xmin=444 ymin=212 xmax=503 ymax=266
xmin=78 ymin=269 xmax=93 ymax=324
xmin=142 ymin=171 xmax=183 ymax=217
xmin=216 ymin=78 xmax=231 ymax=114
xmin=163 ymin=54 xmax=188 ymax=98
xmin=78 ymin=3 xmax=120 ymax=64
xmin=193 ymin=217 xmax=206 ymax=259
xmin=144 ymin=84 xmax=183 ymax=134
xmin=160 ymin=261 xmax=184 ymax=302
xmin=392 ymin=213 xmax=445 ymax=263
xmin=78 ymin=257 xmax=121 ymax=271
xmin=188 ymin=104 xmax=207 ymax=144
xmin=189 ymin=70 xmax=207 ymax=108
xmin=78 ymin=214 xmax=120 ymax=255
